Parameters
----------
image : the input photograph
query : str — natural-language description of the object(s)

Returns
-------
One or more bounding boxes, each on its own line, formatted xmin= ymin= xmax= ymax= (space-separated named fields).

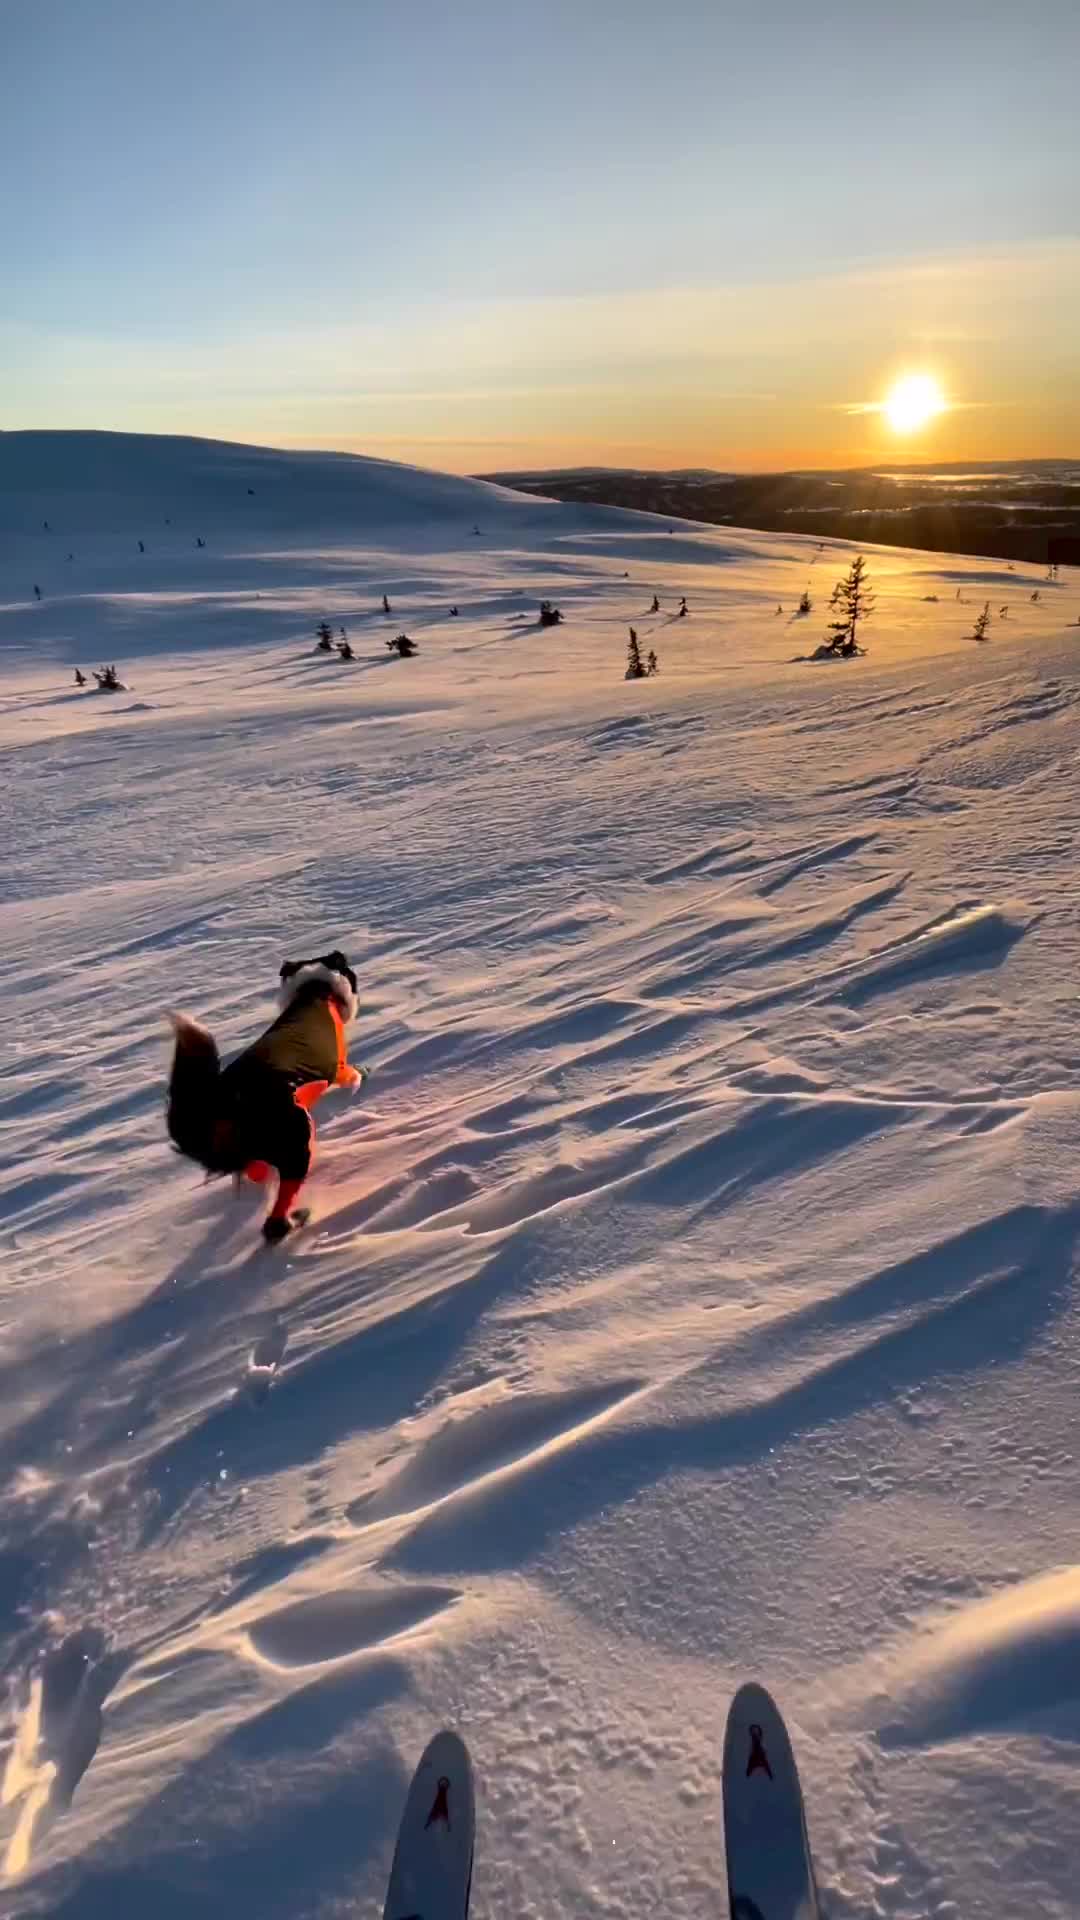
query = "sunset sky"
xmin=4 ymin=0 xmax=1078 ymax=472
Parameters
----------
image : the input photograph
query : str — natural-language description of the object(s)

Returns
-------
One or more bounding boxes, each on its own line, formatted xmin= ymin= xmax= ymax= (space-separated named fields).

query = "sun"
xmin=884 ymin=373 xmax=945 ymax=434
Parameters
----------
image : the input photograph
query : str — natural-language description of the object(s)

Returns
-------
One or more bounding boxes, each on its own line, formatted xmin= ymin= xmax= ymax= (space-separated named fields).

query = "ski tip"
xmin=723 ymin=1681 xmax=796 ymax=1777
xmin=414 ymin=1727 xmax=472 ymax=1779
xmin=727 ymin=1680 xmax=784 ymax=1726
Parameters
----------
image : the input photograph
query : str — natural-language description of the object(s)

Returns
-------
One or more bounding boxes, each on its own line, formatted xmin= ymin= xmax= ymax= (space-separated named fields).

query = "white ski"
xmin=722 ymin=1681 xmax=820 ymax=1920
xmin=383 ymin=1729 xmax=474 ymax=1920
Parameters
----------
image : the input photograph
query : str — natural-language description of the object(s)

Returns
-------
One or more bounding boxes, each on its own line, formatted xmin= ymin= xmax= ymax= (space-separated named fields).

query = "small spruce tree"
xmin=539 ymin=599 xmax=563 ymax=628
xmin=316 ymin=621 xmax=334 ymax=651
xmin=646 ymin=649 xmax=659 ymax=676
xmin=972 ymin=602 xmax=992 ymax=642
xmin=797 ymin=586 xmax=812 ymax=615
xmin=827 ymin=554 xmax=874 ymax=654
xmin=387 ymin=633 xmax=418 ymax=657
xmin=625 ymin=628 xmax=645 ymax=679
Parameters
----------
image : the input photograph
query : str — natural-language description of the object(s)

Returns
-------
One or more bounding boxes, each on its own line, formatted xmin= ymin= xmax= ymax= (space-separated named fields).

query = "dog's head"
xmin=279 ymin=949 xmax=358 ymax=1023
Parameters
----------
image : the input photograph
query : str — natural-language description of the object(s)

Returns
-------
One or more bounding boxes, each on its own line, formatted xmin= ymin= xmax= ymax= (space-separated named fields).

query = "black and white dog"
xmin=167 ymin=950 xmax=362 ymax=1241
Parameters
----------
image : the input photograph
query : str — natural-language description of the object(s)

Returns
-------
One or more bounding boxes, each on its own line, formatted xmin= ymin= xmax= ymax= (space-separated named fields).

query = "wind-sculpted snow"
xmin=1 ymin=433 xmax=1079 ymax=1919
xmin=876 ymin=1565 xmax=1080 ymax=1745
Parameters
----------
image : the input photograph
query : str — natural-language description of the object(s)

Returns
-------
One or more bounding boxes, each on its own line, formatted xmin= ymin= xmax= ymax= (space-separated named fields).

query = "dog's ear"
xmin=321 ymin=950 xmax=357 ymax=994
xmin=279 ymin=958 xmax=304 ymax=982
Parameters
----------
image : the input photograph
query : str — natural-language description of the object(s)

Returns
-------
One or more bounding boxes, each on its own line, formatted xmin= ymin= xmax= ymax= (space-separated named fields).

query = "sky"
xmin=2 ymin=0 xmax=1078 ymax=473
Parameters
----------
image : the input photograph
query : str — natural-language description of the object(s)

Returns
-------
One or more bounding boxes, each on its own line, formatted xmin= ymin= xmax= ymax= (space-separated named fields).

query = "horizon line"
xmin=3 ymin=424 xmax=1078 ymax=481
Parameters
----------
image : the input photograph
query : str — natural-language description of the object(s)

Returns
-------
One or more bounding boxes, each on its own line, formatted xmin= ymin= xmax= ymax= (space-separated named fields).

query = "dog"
xmin=167 ymin=950 xmax=363 ymax=1241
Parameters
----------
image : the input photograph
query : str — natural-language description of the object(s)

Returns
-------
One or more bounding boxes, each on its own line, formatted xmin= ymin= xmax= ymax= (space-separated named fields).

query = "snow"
xmin=1 ymin=429 xmax=1080 ymax=1918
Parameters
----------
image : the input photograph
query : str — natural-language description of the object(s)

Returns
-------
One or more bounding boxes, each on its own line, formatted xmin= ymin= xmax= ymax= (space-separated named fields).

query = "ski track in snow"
xmin=1 ymin=433 xmax=1080 ymax=1917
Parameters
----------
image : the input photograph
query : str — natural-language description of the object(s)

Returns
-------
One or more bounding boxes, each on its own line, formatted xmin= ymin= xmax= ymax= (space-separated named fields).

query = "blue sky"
xmin=3 ymin=0 xmax=1078 ymax=468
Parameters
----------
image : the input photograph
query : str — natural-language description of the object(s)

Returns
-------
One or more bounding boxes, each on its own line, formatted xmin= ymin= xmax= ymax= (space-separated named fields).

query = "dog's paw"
xmin=262 ymin=1208 xmax=311 ymax=1245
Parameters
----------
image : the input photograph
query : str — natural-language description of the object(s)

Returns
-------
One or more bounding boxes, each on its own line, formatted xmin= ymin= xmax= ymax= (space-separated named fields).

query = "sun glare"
xmin=884 ymin=374 xmax=945 ymax=435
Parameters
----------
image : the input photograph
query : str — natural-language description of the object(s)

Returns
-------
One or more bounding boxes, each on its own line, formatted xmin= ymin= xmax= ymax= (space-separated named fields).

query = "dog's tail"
xmin=166 ymin=1013 xmax=224 ymax=1167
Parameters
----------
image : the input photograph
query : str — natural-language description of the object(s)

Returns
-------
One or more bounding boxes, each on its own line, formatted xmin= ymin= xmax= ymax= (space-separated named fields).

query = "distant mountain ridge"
xmin=480 ymin=460 xmax=1080 ymax=566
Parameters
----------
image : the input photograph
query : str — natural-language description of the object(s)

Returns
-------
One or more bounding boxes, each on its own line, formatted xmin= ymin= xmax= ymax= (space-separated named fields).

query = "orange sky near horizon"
xmin=7 ymin=241 xmax=1078 ymax=477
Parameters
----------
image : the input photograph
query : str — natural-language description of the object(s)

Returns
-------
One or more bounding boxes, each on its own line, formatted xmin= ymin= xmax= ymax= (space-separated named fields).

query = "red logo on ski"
xmin=425 ymin=1775 xmax=452 ymax=1829
xmin=746 ymin=1724 xmax=773 ymax=1779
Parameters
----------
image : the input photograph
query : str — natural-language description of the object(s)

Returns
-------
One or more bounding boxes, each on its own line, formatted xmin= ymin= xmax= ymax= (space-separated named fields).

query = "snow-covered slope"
xmin=1 ymin=434 xmax=1079 ymax=1920
xmin=0 ymin=430 xmax=542 ymax=537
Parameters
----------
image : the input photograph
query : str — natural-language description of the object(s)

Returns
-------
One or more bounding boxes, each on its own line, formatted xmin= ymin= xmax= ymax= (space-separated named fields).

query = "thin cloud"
xmin=840 ymin=399 xmax=993 ymax=416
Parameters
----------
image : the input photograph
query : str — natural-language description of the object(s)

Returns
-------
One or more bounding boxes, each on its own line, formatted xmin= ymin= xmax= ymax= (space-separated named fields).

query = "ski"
xmin=383 ymin=1729 xmax=474 ymax=1920
xmin=722 ymin=1681 xmax=820 ymax=1920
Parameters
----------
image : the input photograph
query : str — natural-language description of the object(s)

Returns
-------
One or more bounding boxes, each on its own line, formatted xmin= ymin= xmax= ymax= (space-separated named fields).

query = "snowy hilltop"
xmin=1 ymin=431 xmax=1079 ymax=1920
